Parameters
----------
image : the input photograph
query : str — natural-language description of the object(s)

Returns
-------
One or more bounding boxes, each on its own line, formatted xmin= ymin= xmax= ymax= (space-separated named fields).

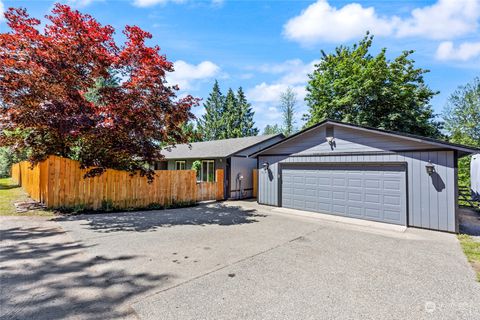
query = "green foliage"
xmin=182 ymin=121 xmax=202 ymax=142
xmin=0 ymin=146 xmax=27 ymax=178
xmin=237 ymin=87 xmax=259 ymax=137
xmin=221 ymin=88 xmax=240 ymax=139
xmin=84 ymin=74 xmax=120 ymax=106
xmin=197 ymin=80 xmax=224 ymax=141
xmin=191 ymin=160 xmax=201 ymax=171
xmin=304 ymin=33 xmax=442 ymax=138
xmin=443 ymin=77 xmax=480 ymax=187
xmin=263 ymin=124 xmax=283 ymax=135
xmin=197 ymin=81 xmax=258 ymax=140
xmin=280 ymin=87 xmax=297 ymax=136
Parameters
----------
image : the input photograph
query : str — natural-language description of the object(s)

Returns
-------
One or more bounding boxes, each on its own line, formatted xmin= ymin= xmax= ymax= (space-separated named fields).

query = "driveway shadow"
xmin=53 ymin=202 xmax=267 ymax=233
xmin=0 ymin=226 xmax=172 ymax=320
xmin=459 ymin=207 xmax=480 ymax=236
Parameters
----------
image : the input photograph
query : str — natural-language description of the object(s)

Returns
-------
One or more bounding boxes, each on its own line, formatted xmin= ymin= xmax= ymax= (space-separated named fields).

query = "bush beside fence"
xmin=11 ymin=155 xmax=224 ymax=211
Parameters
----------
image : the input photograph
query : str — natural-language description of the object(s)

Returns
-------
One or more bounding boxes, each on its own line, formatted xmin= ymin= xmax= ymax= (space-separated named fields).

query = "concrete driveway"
xmin=1 ymin=201 xmax=479 ymax=319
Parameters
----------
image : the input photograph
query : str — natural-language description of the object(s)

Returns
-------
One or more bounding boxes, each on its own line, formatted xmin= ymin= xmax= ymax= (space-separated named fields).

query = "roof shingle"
xmin=162 ymin=134 xmax=281 ymax=159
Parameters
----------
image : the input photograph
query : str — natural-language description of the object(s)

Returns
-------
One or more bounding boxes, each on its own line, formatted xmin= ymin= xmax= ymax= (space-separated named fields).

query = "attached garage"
xmin=281 ymin=164 xmax=407 ymax=226
xmin=251 ymin=120 xmax=480 ymax=232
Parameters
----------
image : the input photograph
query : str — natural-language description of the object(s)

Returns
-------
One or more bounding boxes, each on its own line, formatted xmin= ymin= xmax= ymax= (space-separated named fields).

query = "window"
xmin=201 ymin=160 xmax=215 ymax=182
xmin=175 ymin=161 xmax=186 ymax=170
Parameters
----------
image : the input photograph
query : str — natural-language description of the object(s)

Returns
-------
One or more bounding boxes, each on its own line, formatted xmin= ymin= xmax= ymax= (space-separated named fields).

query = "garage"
xmin=252 ymin=120 xmax=480 ymax=232
xmin=281 ymin=164 xmax=407 ymax=225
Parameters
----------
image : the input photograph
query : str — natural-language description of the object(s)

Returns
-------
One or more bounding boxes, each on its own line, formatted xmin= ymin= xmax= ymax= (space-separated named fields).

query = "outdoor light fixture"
xmin=262 ymin=162 xmax=270 ymax=171
xmin=326 ymin=136 xmax=336 ymax=150
xmin=425 ymin=161 xmax=435 ymax=175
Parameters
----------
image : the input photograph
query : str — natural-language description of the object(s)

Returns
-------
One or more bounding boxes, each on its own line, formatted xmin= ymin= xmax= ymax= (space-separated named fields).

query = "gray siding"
xmin=263 ymin=125 xmax=435 ymax=155
xmin=230 ymin=157 xmax=257 ymax=199
xmin=258 ymin=151 xmax=457 ymax=232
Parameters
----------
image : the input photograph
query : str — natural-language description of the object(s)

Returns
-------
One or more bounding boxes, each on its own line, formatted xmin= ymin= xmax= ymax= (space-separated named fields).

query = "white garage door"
xmin=281 ymin=164 xmax=407 ymax=225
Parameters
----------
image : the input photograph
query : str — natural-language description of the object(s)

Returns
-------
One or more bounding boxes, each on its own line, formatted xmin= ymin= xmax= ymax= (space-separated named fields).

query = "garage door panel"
xmin=384 ymin=195 xmax=401 ymax=206
xmin=365 ymin=207 xmax=381 ymax=218
xmin=365 ymin=179 xmax=381 ymax=189
xmin=384 ymin=180 xmax=401 ymax=190
xmin=282 ymin=164 xmax=406 ymax=226
xmin=332 ymin=204 xmax=346 ymax=214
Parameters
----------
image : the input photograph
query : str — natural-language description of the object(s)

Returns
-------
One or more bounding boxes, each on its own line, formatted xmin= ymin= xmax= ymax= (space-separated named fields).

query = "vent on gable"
xmin=326 ymin=125 xmax=334 ymax=139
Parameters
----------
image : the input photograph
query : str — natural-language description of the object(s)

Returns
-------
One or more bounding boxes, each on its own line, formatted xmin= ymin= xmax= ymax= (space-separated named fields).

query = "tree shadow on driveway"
xmin=53 ymin=202 xmax=267 ymax=233
xmin=0 ymin=226 xmax=173 ymax=320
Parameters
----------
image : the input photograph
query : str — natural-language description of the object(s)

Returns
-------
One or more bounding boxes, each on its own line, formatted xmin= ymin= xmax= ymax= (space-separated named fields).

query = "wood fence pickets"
xmin=11 ymin=156 xmax=224 ymax=210
xmin=253 ymin=169 xmax=257 ymax=198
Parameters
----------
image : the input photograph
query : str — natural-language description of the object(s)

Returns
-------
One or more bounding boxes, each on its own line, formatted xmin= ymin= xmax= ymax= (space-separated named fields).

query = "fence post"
xmin=252 ymin=169 xmax=258 ymax=198
xmin=215 ymin=169 xmax=224 ymax=201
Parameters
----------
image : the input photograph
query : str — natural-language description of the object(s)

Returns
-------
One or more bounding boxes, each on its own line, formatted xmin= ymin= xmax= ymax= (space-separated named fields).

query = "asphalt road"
xmin=1 ymin=201 xmax=479 ymax=319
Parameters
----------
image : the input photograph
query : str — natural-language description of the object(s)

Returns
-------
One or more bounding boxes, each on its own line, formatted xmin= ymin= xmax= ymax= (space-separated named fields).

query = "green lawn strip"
xmin=458 ymin=234 xmax=480 ymax=282
xmin=0 ymin=178 xmax=53 ymax=217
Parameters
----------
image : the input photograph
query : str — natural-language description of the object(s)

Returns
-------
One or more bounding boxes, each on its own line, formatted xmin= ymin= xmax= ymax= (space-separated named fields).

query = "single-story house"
xmin=158 ymin=134 xmax=284 ymax=199
xmin=250 ymin=120 xmax=480 ymax=233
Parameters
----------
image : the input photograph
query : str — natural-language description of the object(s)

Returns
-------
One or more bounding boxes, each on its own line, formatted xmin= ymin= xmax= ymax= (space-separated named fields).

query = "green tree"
xmin=280 ymin=87 xmax=297 ymax=136
xmin=84 ymin=74 xmax=120 ymax=106
xmin=219 ymin=88 xmax=240 ymax=139
xmin=0 ymin=146 xmax=27 ymax=178
xmin=263 ymin=124 xmax=282 ymax=135
xmin=443 ymin=77 xmax=480 ymax=187
xmin=182 ymin=121 xmax=202 ymax=142
xmin=237 ymin=87 xmax=258 ymax=137
xmin=304 ymin=33 xmax=441 ymax=138
xmin=197 ymin=80 xmax=224 ymax=141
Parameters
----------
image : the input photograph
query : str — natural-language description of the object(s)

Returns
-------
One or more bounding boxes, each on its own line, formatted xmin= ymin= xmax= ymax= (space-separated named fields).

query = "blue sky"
xmin=1 ymin=0 xmax=480 ymax=132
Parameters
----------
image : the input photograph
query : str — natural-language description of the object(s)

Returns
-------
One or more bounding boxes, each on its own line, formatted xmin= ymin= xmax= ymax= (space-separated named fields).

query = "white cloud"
xmin=133 ymin=0 xmax=185 ymax=7
xmin=167 ymin=60 xmax=221 ymax=90
xmin=66 ymin=0 xmax=103 ymax=7
xmin=211 ymin=0 xmax=224 ymax=6
xmin=283 ymin=0 xmax=396 ymax=45
xmin=396 ymin=0 xmax=480 ymax=39
xmin=0 ymin=0 xmax=5 ymax=23
xmin=247 ymin=83 xmax=306 ymax=104
xmin=284 ymin=0 xmax=480 ymax=45
xmin=255 ymin=59 xmax=320 ymax=86
xmin=132 ymin=0 xmax=220 ymax=7
xmin=436 ymin=41 xmax=480 ymax=61
xmin=246 ymin=59 xmax=318 ymax=129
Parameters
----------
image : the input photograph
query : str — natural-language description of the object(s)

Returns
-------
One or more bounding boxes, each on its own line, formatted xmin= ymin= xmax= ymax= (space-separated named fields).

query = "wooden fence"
xmin=11 ymin=155 xmax=224 ymax=210
xmin=252 ymin=169 xmax=258 ymax=198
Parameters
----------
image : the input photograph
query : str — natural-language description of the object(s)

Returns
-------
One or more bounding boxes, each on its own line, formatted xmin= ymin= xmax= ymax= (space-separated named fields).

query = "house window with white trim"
xmin=175 ymin=161 xmax=186 ymax=170
xmin=201 ymin=160 xmax=215 ymax=182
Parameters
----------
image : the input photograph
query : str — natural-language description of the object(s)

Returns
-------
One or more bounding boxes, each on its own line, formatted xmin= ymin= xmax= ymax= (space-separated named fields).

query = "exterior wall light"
xmin=425 ymin=161 xmax=435 ymax=175
xmin=326 ymin=136 xmax=336 ymax=150
xmin=262 ymin=162 xmax=269 ymax=171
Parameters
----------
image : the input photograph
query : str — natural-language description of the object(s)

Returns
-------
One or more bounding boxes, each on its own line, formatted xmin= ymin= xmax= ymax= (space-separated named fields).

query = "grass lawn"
xmin=0 ymin=177 xmax=53 ymax=217
xmin=458 ymin=234 xmax=480 ymax=282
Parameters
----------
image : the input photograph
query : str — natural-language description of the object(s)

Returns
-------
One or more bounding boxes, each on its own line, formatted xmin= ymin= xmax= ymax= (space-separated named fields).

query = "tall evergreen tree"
xmin=197 ymin=80 xmax=224 ymax=141
xmin=237 ymin=87 xmax=258 ymax=137
xmin=219 ymin=88 xmax=240 ymax=139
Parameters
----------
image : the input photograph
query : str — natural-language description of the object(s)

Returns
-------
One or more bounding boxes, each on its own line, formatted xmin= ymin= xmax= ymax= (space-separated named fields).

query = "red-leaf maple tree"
xmin=0 ymin=4 xmax=198 ymax=180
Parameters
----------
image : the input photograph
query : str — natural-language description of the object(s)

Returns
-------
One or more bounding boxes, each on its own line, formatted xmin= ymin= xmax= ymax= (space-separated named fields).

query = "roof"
xmin=162 ymin=134 xmax=284 ymax=159
xmin=250 ymin=119 xmax=480 ymax=157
